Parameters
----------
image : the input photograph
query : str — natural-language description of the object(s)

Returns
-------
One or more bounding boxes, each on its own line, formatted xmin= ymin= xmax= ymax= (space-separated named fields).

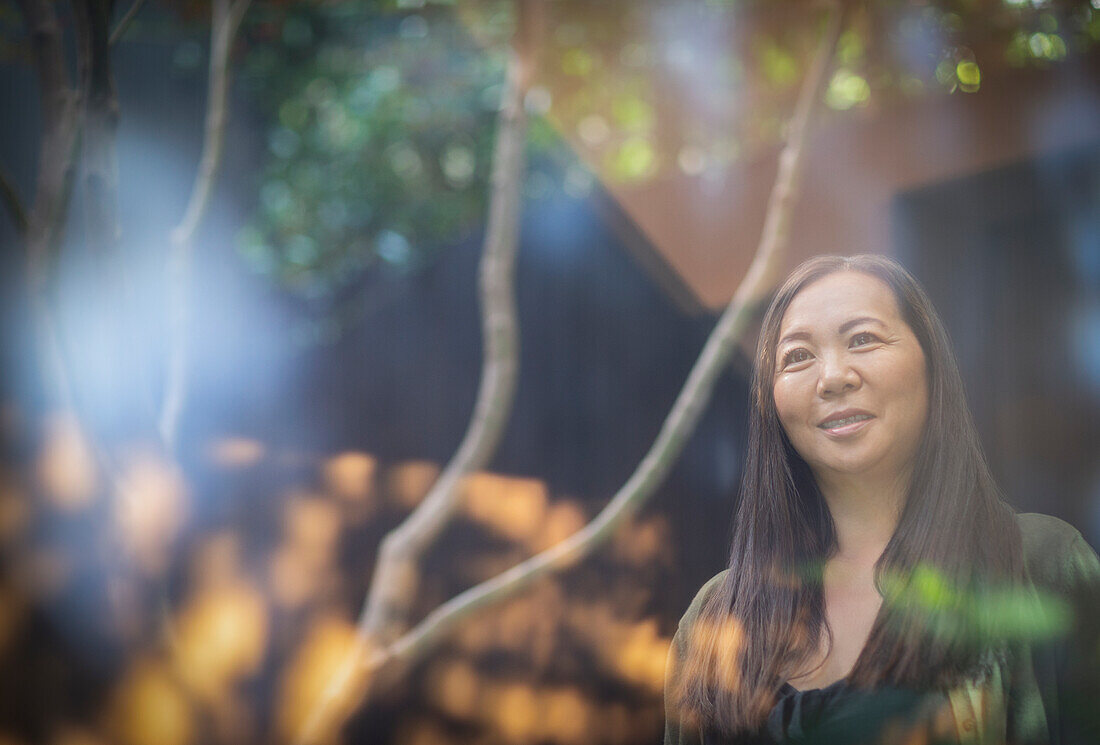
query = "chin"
xmin=814 ymin=451 xmax=889 ymax=478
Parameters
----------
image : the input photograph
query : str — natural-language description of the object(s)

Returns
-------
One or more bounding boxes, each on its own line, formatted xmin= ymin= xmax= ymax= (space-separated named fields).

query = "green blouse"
xmin=664 ymin=513 xmax=1100 ymax=745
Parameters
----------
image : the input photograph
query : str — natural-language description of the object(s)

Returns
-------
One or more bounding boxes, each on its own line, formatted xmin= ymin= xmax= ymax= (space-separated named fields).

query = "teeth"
xmin=821 ymin=414 xmax=872 ymax=429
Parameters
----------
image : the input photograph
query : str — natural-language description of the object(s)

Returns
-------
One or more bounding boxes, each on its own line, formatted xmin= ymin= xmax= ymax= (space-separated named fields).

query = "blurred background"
xmin=0 ymin=0 xmax=1098 ymax=743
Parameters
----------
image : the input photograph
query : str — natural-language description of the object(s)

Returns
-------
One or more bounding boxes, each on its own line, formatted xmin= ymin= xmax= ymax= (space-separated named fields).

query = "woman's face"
xmin=771 ymin=271 xmax=929 ymax=487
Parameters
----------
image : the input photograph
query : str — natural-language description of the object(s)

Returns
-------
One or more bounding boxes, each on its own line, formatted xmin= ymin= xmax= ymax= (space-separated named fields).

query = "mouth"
xmin=818 ymin=410 xmax=874 ymax=434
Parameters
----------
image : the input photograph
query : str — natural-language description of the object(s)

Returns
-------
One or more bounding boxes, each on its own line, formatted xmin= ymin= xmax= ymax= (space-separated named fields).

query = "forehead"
xmin=778 ymin=271 xmax=902 ymax=334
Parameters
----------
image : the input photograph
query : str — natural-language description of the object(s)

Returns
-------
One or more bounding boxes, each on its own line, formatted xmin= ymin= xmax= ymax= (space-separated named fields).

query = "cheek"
xmin=771 ymin=381 xmax=802 ymax=432
xmin=896 ymin=360 xmax=930 ymax=435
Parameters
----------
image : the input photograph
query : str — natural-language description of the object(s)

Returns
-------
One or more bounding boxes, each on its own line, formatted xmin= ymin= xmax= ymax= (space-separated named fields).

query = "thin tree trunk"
xmin=362 ymin=0 xmax=843 ymax=694
xmin=159 ymin=0 xmax=251 ymax=453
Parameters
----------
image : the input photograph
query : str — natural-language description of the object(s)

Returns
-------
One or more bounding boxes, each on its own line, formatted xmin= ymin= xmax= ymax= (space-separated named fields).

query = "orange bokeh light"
xmin=322 ymin=451 xmax=377 ymax=504
xmin=109 ymin=659 xmax=193 ymax=745
xmin=112 ymin=452 xmax=188 ymax=576
xmin=36 ymin=413 xmax=97 ymax=513
xmin=386 ymin=460 xmax=440 ymax=509
xmin=173 ymin=581 xmax=269 ymax=701
xmin=276 ymin=616 xmax=365 ymax=744
xmin=531 ymin=499 xmax=587 ymax=552
xmin=463 ymin=472 xmax=548 ymax=543
xmin=206 ymin=437 xmax=265 ymax=468
xmin=283 ymin=494 xmax=341 ymax=569
xmin=424 ymin=658 xmax=480 ymax=720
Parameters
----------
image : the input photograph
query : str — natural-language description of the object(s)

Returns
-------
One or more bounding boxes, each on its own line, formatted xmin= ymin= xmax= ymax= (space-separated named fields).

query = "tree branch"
xmin=108 ymin=0 xmax=147 ymax=45
xmin=159 ymin=0 xmax=251 ymax=453
xmin=368 ymin=0 xmax=844 ymax=692
xmin=0 ymin=166 xmax=28 ymax=236
xmin=292 ymin=2 xmax=542 ymax=743
xmin=169 ymin=0 xmax=250 ymax=248
xmin=356 ymin=0 xmax=539 ymax=646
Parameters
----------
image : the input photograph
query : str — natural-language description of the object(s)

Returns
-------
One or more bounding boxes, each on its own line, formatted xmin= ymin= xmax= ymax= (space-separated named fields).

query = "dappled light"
xmin=268 ymin=544 xmax=317 ymax=610
xmin=386 ymin=460 xmax=441 ymax=509
xmin=612 ymin=619 xmax=669 ymax=693
xmin=173 ymin=581 xmax=268 ymax=701
xmin=484 ymin=682 xmax=540 ymax=744
xmin=276 ymin=616 xmax=362 ymax=744
xmin=610 ymin=514 xmax=673 ymax=568
xmin=566 ymin=601 xmax=672 ymax=693
xmin=283 ymin=494 xmax=342 ymax=573
xmin=530 ymin=499 xmax=586 ymax=552
xmin=112 ymin=453 xmax=188 ymax=576
xmin=108 ymin=659 xmax=194 ymax=745
xmin=462 ymin=472 xmax=548 ymax=543
xmin=206 ymin=437 xmax=266 ymax=468
xmin=424 ymin=657 xmax=480 ymax=720
xmin=825 ymin=69 xmax=871 ymax=110
xmin=881 ymin=563 xmax=1076 ymax=643
xmin=322 ymin=451 xmax=377 ymax=505
xmin=539 ymin=686 xmax=590 ymax=745
xmin=684 ymin=616 xmax=746 ymax=697
xmin=266 ymin=494 xmax=345 ymax=610
xmin=35 ymin=414 xmax=97 ymax=513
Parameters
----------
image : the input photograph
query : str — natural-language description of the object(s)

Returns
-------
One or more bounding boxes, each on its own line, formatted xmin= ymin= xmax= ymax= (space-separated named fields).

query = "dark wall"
xmin=893 ymin=141 xmax=1100 ymax=546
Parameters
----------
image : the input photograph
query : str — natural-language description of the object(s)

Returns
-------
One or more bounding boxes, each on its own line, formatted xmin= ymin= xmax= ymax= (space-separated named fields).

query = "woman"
xmin=664 ymin=255 xmax=1100 ymax=745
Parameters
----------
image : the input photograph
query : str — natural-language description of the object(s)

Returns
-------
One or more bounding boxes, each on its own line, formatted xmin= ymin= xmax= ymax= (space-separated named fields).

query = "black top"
xmin=754 ymin=680 xmax=957 ymax=744
xmin=665 ymin=514 xmax=1100 ymax=745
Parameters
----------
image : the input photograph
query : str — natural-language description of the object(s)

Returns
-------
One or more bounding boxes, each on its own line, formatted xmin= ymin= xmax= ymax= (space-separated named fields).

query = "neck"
xmin=815 ymin=468 xmax=910 ymax=565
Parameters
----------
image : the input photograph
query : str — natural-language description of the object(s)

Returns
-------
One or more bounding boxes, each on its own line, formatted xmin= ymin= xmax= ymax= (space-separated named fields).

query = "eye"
xmin=781 ymin=348 xmax=813 ymax=368
xmin=850 ymin=331 xmax=880 ymax=348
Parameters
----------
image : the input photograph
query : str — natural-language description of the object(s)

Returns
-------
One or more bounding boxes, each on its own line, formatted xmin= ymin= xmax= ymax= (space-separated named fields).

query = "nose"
xmin=816 ymin=353 xmax=860 ymax=397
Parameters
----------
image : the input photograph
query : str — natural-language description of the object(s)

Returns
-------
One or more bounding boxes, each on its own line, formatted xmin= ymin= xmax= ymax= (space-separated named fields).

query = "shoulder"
xmin=666 ymin=572 xmax=729 ymax=745
xmin=1015 ymin=512 xmax=1100 ymax=592
xmin=682 ymin=570 xmax=729 ymax=624
xmin=673 ymin=570 xmax=729 ymax=645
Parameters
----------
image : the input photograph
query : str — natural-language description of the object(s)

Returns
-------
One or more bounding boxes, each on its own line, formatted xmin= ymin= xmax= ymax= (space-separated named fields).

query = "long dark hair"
xmin=676 ymin=255 xmax=1025 ymax=734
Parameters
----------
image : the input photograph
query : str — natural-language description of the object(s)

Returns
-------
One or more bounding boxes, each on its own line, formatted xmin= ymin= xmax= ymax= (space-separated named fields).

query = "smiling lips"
xmin=818 ymin=410 xmax=875 ymax=435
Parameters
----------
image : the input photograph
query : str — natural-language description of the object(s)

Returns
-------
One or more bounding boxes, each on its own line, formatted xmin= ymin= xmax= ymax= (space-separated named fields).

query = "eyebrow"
xmin=778 ymin=316 xmax=886 ymax=347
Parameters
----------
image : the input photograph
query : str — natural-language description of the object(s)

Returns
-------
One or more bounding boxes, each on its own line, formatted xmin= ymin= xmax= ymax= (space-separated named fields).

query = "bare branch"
xmin=0 ymin=166 xmax=28 ymax=236
xmin=366 ymin=0 xmax=846 ymax=684
xmin=169 ymin=0 xmax=251 ymax=248
xmin=109 ymin=0 xmax=148 ymax=45
xmin=293 ymin=3 xmax=542 ymax=742
xmin=355 ymin=1 xmax=538 ymax=646
xmin=159 ymin=0 xmax=252 ymax=452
